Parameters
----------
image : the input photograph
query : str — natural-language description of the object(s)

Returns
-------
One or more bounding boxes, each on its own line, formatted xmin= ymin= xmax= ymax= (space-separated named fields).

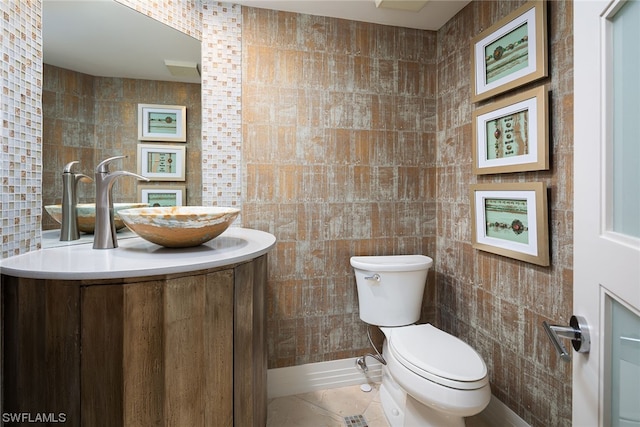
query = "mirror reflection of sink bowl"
xmin=117 ymin=206 xmax=241 ymax=248
xmin=45 ymin=203 xmax=149 ymax=233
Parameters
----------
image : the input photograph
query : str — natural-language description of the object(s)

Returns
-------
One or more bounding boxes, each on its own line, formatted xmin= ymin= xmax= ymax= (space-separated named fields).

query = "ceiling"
xmin=232 ymin=0 xmax=470 ymax=31
xmin=42 ymin=0 xmax=470 ymax=83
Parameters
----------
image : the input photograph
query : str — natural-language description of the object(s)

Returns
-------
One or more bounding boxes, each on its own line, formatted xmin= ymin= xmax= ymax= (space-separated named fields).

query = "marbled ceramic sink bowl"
xmin=117 ymin=206 xmax=240 ymax=248
xmin=45 ymin=203 xmax=148 ymax=233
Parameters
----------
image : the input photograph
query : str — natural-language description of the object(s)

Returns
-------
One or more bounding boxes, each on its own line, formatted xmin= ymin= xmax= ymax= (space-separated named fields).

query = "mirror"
xmin=41 ymin=0 xmax=202 ymax=237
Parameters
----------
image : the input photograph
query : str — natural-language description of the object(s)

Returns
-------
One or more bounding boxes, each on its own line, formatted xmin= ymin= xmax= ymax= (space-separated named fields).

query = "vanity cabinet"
xmin=2 ymin=255 xmax=267 ymax=427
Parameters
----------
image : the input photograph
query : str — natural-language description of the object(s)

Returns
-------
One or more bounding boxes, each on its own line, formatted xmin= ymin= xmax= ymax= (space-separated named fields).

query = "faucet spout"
xmin=93 ymin=156 xmax=150 ymax=249
xmin=60 ymin=161 xmax=93 ymax=241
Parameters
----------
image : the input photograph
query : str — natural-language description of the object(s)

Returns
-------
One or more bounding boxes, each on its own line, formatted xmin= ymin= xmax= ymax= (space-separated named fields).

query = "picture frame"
xmin=138 ymin=185 xmax=186 ymax=207
xmin=470 ymin=182 xmax=549 ymax=266
xmin=137 ymin=143 xmax=186 ymax=181
xmin=472 ymin=85 xmax=549 ymax=175
xmin=470 ymin=1 xmax=547 ymax=103
xmin=138 ymin=104 xmax=187 ymax=142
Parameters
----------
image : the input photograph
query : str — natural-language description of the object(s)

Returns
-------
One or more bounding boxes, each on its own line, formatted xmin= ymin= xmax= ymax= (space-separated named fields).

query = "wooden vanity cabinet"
xmin=2 ymin=255 xmax=267 ymax=427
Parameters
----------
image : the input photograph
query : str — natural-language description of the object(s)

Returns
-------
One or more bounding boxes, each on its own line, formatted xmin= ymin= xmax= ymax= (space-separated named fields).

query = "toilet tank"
xmin=350 ymin=255 xmax=433 ymax=327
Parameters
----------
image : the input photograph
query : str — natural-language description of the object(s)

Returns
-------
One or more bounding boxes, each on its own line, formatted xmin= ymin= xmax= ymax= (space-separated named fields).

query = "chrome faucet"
xmin=93 ymin=155 xmax=150 ymax=249
xmin=60 ymin=161 xmax=92 ymax=241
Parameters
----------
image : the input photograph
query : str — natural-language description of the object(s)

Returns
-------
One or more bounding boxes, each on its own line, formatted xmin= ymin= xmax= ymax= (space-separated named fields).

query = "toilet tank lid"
xmin=350 ymin=255 xmax=433 ymax=272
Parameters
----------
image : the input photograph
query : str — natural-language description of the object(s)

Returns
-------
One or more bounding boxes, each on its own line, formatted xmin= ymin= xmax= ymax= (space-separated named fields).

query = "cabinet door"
xmin=234 ymin=256 xmax=268 ymax=427
xmin=2 ymin=277 xmax=81 ymax=426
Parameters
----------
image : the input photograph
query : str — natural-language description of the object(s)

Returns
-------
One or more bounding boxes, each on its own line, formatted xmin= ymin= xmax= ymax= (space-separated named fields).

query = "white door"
xmin=574 ymin=1 xmax=640 ymax=426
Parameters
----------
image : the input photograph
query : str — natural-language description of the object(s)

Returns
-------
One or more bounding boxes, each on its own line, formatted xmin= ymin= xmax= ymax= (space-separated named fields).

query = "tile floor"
xmin=266 ymin=383 xmax=492 ymax=427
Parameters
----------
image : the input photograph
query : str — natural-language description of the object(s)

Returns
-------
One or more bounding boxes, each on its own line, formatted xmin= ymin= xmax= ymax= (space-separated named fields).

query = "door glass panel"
xmin=610 ymin=298 xmax=640 ymax=427
xmin=611 ymin=0 xmax=640 ymax=238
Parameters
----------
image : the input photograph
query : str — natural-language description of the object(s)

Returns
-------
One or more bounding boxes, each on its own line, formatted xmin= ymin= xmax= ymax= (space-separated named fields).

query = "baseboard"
xmin=267 ymin=358 xmax=530 ymax=426
xmin=480 ymin=395 xmax=531 ymax=427
xmin=267 ymin=357 xmax=383 ymax=399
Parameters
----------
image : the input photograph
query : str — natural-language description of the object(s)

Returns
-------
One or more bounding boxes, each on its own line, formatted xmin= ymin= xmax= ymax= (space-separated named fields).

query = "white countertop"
xmin=41 ymin=228 xmax=139 ymax=248
xmin=1 ymin=227 xmax=276 ymax=280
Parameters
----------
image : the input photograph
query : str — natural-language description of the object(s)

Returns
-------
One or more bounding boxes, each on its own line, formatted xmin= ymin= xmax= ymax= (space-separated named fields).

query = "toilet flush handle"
xmin=364 ymin=273 xmax=381 ymax=281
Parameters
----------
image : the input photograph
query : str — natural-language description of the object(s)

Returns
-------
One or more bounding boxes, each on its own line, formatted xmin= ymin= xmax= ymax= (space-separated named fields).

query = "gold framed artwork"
xmin=137 ymin=143 xmax=186 ymax=181
xmin=138 ymin=104 xmax=187 ymax=142
xmin=470 ymin=1 xmax=547 ymax=103
xmin=472 ymin=85 xmax=549 ymax=175
xmin=470 ymin=182 xmax=549 ymax=266
xmin=138 ymin=185 xmax=186 ymax=207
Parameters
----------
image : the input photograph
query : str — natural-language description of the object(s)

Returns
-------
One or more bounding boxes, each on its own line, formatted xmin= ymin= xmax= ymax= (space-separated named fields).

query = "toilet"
xmin=350 ymin=255 xmax=491 ymax=427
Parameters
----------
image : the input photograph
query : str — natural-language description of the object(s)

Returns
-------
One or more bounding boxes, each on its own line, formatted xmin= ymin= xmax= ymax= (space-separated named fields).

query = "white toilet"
xmin=350 ymin=255 xmax=491 ymax=427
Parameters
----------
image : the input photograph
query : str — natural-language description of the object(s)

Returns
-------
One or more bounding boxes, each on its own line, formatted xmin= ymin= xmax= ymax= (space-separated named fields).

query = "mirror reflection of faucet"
xmin=60 ymin=161 xmax=93 ymax=241
xmin=93 ymin=155 xmax=150 ymax=249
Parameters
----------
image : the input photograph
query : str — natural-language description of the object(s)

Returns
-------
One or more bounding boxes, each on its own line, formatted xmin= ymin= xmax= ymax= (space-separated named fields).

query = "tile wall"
xmin=242 ymin=1 xmax=574 ymax=426
xmin=1 ymin=0 xmax=43 ymax=258
xmin=242 ymin=7 xmax=439 ymax=366
xmin=200 ymin=1 xmax=243 ymax=208
xmin=436 ymin=2 xmax=574 ymax=426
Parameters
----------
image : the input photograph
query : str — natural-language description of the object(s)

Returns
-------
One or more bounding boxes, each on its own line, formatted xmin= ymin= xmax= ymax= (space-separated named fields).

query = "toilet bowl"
xmin=350 ymin=255 xmax=490 ymax=427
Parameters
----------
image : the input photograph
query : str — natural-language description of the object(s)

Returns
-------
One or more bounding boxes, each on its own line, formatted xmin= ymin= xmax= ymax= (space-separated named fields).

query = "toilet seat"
xmin=385 ymin=324 xmax=488 ymax=390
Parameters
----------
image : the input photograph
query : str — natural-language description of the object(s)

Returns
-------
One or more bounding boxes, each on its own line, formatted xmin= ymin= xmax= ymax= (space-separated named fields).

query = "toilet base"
xmin=404 ymin=395 xmax=466 ymax=427
xmin=380 ymin=364 xmax=466 ymax=427
xmin=379 ymin=371 xmax=405 ymax=427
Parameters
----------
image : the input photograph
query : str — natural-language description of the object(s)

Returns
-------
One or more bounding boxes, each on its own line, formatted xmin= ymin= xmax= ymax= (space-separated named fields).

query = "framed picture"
xmin=138 ymin=104 xmax=187 ymax=142
xmin=472 ymin=85 xmax=549 ymax=175
xmin=138 ymin=185 xmax=186 ymax=207
xmin=470 ymin=182 xmax=549 ymax=266
xmin=470 ymin=1 xmax=547 ymax=103
xmin=137 ymin=143 xmax=186 ymax=181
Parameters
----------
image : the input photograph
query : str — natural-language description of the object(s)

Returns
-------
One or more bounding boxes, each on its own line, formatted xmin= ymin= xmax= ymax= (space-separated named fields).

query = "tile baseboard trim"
xmin=483 ymin=395 xmax=531 ymax=427
xmin=267 ymin=357 xmax=383 ymax=399
xmin=267 ymin=357 xmax=530 ymax=427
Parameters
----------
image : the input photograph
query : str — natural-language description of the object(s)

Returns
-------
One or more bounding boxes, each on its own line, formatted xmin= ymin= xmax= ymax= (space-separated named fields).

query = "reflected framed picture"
xmin=138 ymin=104 xmax=187 ymax=142
xmin=470 ymin=182 xmax=549 ymax=266
xmin=137 ymin=143 xmax=186 ymax=181
xmin=138 ymin=185 xmax=186 ymax=207
xmin=472 ymin=85 xmax=549 ymax=175
xmin=470 ymin=1 xmax=547 ymax=103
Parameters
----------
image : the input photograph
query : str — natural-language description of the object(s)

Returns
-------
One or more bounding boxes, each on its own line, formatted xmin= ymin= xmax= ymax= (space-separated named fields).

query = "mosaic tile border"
xmin=201 ymin=1 xmax=243 ymax=209
xmin=1 ymin=0 xmax=43 ymax=258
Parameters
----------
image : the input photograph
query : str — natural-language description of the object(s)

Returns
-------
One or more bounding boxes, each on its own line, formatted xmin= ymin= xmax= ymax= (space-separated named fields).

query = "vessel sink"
xmin=45 ymin=203 xmax=148 ymax=233
xmin=117 ymin=206 xmax=240 ymax=248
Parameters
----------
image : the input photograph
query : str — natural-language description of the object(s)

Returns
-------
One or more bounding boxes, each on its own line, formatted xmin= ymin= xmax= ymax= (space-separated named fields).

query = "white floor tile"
xmin=267 ymin=383 xmax=493 ymax=427
xmin=267 ymin=395 xmax=345 ymax=427
xmin=296 ymin=384 xmax=382 ymax=418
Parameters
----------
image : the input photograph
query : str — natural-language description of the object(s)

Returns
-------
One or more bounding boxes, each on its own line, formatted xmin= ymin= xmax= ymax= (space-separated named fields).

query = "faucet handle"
xmin=96 ymin=155 xmax=126 ymax=173
xmin=63 ymin=160 xmax=79 ymax=173
xmin=64 ymin=161 xmax=92 ymax=182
